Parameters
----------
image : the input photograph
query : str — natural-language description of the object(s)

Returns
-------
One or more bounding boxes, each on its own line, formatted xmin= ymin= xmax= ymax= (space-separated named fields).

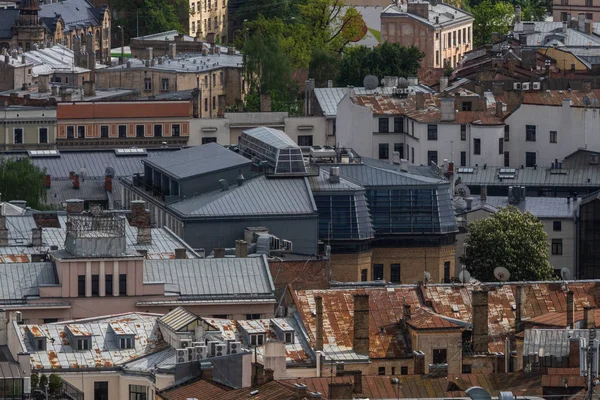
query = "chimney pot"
xmin=214 ymin=247 xmax=225 ymax=258
xmin=353 ymin=294 xmax=370 ymax=355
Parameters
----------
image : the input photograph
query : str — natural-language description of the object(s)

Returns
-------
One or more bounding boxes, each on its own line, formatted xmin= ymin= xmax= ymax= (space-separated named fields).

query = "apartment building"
xmin=0 ymin=105 xmax=56 ymax=150
xmin=188 ymin=0 xmax=228 ymax=44
xmin=553 ymin=0 xmax=600 ymax=21
xmin=381 ymin=0 xmax=473 ymax=68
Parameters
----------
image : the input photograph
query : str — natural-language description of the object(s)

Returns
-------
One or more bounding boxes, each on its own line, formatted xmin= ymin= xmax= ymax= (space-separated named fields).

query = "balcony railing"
xmin=56 ymin=136 xmax=188 ymax=148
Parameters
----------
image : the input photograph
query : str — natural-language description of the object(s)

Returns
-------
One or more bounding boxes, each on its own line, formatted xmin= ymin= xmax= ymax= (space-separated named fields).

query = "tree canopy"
xmin=0 ymin=158 xmax=46 ymax=209
xmin=470 ymin=0 xmax=515 ymax=47
xmin=461 ymin=206 xmax=554 ymax=282
xmin=110 ymin=0 xmax=186 ymax=41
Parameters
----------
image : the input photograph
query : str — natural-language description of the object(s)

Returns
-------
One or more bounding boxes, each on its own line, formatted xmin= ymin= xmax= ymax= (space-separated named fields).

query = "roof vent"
xmin=219 ymin=179 xmax=229 ymax=191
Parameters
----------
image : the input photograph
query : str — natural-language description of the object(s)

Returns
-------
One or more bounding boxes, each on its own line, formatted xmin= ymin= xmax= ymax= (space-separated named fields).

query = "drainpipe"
xmin=316 ymin=350 xmax=323 ymax=377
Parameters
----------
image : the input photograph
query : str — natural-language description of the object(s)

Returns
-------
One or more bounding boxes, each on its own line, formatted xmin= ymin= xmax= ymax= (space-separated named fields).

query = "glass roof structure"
xmin=239 ymin=127 xmax=307 ymax=175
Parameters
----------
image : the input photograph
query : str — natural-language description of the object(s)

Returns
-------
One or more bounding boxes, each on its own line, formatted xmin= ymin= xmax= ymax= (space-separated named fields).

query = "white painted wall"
xmin=336 ymin=94 xmax=373 ymax=157
xmin=284 ymin=116 xmax=328 ymax=146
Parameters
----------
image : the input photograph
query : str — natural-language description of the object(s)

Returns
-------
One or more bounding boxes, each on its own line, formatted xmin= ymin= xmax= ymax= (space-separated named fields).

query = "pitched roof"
xmin=455 ymin=165 xmax=600 ymax=187
xmin=407 ymin=307 xmax=463 ymax=330
xmin=456 ymin=195 xmax=576 ymax=218
xmin=158 ymin=379 xmax=231 ymax=400
xmin=142 ymin=143 xmax=251 ymax=180
xmin=0 ymin=262 xmax=57 ymax=300
xmin=0 ymin=9 xmax=18 ymax=39
xmin=335 ymin=163 xmax=447 ymax=187
xmin=497 ymin=89 xmax=600 ymax=107
xmin=382 ymin=2 xmax=472 ymax=27
xmin=39 ymin=0 xmax=101 ymax=32
xmin=212 ymin=380 xmax=299 ymax=400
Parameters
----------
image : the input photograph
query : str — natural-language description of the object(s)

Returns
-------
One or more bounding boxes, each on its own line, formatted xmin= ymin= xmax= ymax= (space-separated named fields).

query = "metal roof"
xmin=456 ymin=165 xmax=600 ymax=187
xmin=457 ymin=196 xmax=576 ymax=218
xmin=143 ymin=256 xmax=275 ymax=299
xmin=143 ymin=143 xmax=251 ymax=180
xmin=158 ymin=307 xmax=198 ymax=332
xmin=0 ymin=9 xmax=18 ymax=39
xmin=169 ymin=175 xmax=317 ymax=217
xmin=243 ymin=126 xmax=299 ymax=149
xmin=0 ymin=362 xmax=22 ymax=379
xmin=308 ymin=167 xmax=364 ymax=192
xmin=524 ymin=329 xmax=595 ymax=359
xmin=382 ymin=2 xmax=473 ymax=27
xmin=0 ymin=262 xmax=57 ymax=300
xmin=38 ymin=0 xmax=102 ymax=32
xmin=133 ymin=30 xmax=195 ymax=42
xmin=335 ymin=163 xmax=447 ymax=187
xmin=46 ymin=179 xmax=107 ymax=205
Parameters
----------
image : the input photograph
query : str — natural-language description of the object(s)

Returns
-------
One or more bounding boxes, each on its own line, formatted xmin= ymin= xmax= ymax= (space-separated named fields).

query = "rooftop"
xmin=382 ymin=2 xmax=473 ymax=27
xmin=455 ymin=165 xmax=600 ymax=187
xmin=0 ymin=262 xmax=57 ymax=300
xmin=242 ymin=126 xmax=300 ymax=150
xmin=38 ymin=0 xmax=106 ymax=33
xmin=0 ymin=86 xmax=137 ymax=102
xmin=22 ymin=44 xmax=107 ymax=76
xmin=455 ymin=195 xmax=576 ymax=218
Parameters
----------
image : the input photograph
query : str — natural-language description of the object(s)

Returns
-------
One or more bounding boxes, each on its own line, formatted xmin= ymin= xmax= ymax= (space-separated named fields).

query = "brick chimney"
xmin=65 ymin=199 xmax=84 ymax=214
xmin=214 ymin=247 xmax=225 ymax=258
xmin=72 ymin=174 xmax=80 ymax=189
xmin=584 ymin=306 xmax=595 ymax=329
xmin=31 ymin=227 xmax=42 ymax=247
xmin=294 ymin=383 xmax=308 ymax=399
xmin=315 ymin=296 xmax=324 ymax=351
xmin=567 ymin=290 xmax=574 ymax=328
xmin=568 ymin=337 xmax=581 ymax=367
xmin=264 ymin=368 xmax=274 ymax=383
xmin=130 ymin=200 xmax=152 ymax=244
xmin=402 ymin=302 xmax=411 ymax=329
xmin=174 ymin=248 xmax=187 ymax=259
xmin=472 ymin=290 xmax=489 ymax=353
xmin=415 ymin=92 xmax=425 ymax=110
xmin=353 ymin=294 xmax=370 ymax=355
xmin=45 ymin=174 xmax=51 ymax=188
xmin=104 ymin=175 xmax=112 ymax=192
xmin=235 ymin=239 xmax=248 ymax=257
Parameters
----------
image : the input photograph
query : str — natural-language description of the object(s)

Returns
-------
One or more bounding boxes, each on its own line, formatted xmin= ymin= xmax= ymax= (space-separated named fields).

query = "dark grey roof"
xmin=143 ymin=143 xmax=251 ymax=180
xmin=0 ymin=262 xmax=57 ymax=300
xmin=151 ymin=89 xmax=194 ymax=101
xmin=0 ymin=10 xmax=18 ymax=39
xmin=143 ymin=256 xmax=275 ymax=298
xmin=309 ymin=167 xmax=364 ymax=192
xmin=46 ymin=178 xmax=107 ymax=205
xmin=456 ymin=196 xmax=576 ymax=218
xmin=169 ymin=175 xmax=317 ymax=217
xmin=336 ymin=164 xmax=447 ymax=187
xmin=360 ymin=157 xmax=446 ymax=179
xmin=39 ymin=0 xmax=101 ymax=32
xmin=456 ymin=166 xmax=600 ymax=187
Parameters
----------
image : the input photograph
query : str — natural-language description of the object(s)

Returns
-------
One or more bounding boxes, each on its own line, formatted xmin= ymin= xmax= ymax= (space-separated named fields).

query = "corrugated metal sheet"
xmin=158 ymin=307 xmax=198 ymax=332
xmin=143 ymin=256 xmax=275 ymax=299
xmin=336 ymin=164 xmax=447 ymax=187
xmin=0 ymin=262 xmax=56 ymax=300
xmin=459 ymin=195 xmax=576 ymax=218
xmin=456 ymin=165 xmax=600 ymax=187
xmin=243 ymin=126 xmax=299 ymax=149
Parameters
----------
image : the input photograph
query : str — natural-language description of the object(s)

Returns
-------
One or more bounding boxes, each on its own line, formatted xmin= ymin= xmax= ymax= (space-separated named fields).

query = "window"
xmin=462 ymin=364 xmax=472 ymax=373
xmin=458 ymin=29 xmax=462 ymax=44
xmin=390 ymin=264 xmax=401 ymax=283
xmin=379 ymin=143 xmax=389 ymax=159
xmin=526 ymin=151 xmax=537 ymax=167
xmin=77 ymin=126 xmax=85 ymax=138
xmin=212 ymin=96 xmax=216 ymax=110
xmin=498 ymin=138 xmax=504 ymax=154
xmin=587 ymin=12 xmax=593 ymax=19
xmin=202 ymin=137 xmax=217 ymax=144
xmin=444 ymin=262 xmax=451 ymax=283
xmin=460 ymin=151 xmax=466 ymax=167
xmin=118 ymin=125 xmax=127 ymax=138
xmin=391 ymin=367 xmax=396 ymax=375
xmin=144 ymin=78 xmax=151 ymax=91
xmin=13 ymin=128 xmax=23 ymax=144
xmin=105 ymin=274 xmax=113 ymax=296
xmin=129 ymin=385 xmax=147 ymax=400
xmin=378 ymin=367 xmax=386 ymax=375
xmin=550 ymin=130 xmax=557 ymax=143
xmin=284 ymin=332 xmax=294 ymax=344
xmin=246 ymin=314 xmax=261 ymax=320
xmin=154 ymin=124 xmax=163 ymax=137
xmin=94 ymin=382 xmax=109 ymax=400
xmin=473 ymin=138 xmax=481 ymax=155
xmin=504 ymin=151 xmax=510 ymax=167
xmin=427 ymin=124 xmax=438 ymax=140
xmin=220 ymin=71 xmax=224 ymax=85
xmin=361 ymin=269 xmax=367 ymax=282
xmin=39 ymin=127 xmax=48 ymax=143
xmin=401 ymin=366 xmax=409 ymax=375
xmin=461 ymin=101 xmax=472 ymax=111
xmin=136 ymin=125 xmax=145 ymax=138
xmin=432 ymin=348 xmax=447 ymax=364
xmin=461 ymin=125 xmax=466 ymax=140
xmin=394 ymin=117 xmax=404 ymax=133
xmin=435 ymin=50 xmax=439 ymax=66
xmin=36 ymin=339 xmax=46 ymax=351
xmin=553 ymin=221 xmax=562 ymax=231
xmin=213 ymin=314 xmax=228 ymax=319
xmin=67 ymin=126 xmax=74 ymax=139
xmin=587 ymin=0 xmax=593 ymax=6
xmin=552 ymin=239 xmax=563 ymax=255
xmin=214 ymin=16 xmax=218 ymax=27
xmin=78 ymin=275 xmax=85 ymax=296
xmin=77 ymin=339 xmax=90 ymax=351
xmin=91 ymin=275 xmax=99 ymax=296
xmin=373 ymin=264 xmax=384 ymax=280
xmin=411 ymin=147 xmax=415 ymax=164
xmin=453 ymin=31 xmax=457 ymax=46
xmin=44 ymin=318 xmax=59 ymax=323
xmin=192 ymin=21 xmax=195 ymax=32
xmin=161 ymin=78 xmax=169 ymax=91
xmin=119 ymin=274 xmax=127 ymax=295
xmin=526 ymin=125 xmax=536 ymax=141
xmin=204 ymin=98 xmax=208 ymax=111
xmin=504 ymin=125 xmax=509 ymax=141
xmin=394 ymin=143 xmax=404 ymax=159
xmin=378 ymin=118 xmax=389 ymax=133
xmin=121 ymin=338 xmax=134 ymax=349
xmin=427 ymin=150 xmax=438 ymax=164
xmin=447 ymin=33 xmax=451 ymax=47
xmin=561 ymin=12 xmax=568 ymax=21
xmin=208 ymin=18 xmax=211 ymax=29
xmin=297 ymin=135 xmax=313 ymax=146
xmin=171 ymin=124 xmax=181 ymax=137
xmin=100 ymin=125 xmax=109 ymax=138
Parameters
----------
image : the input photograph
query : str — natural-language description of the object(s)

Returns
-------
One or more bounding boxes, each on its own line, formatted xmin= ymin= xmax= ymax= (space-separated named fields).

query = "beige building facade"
xmin=0 ymin=105 xmax=56 ymax=150
xmin=188 ymin=0 xmax=229 ymax=44
xmin=381 ymin=1 xmax=473 ymax=68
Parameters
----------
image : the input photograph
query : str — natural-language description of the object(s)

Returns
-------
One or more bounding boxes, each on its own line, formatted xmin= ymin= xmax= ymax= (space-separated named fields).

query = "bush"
xmin=49 ymin=374 xmax=62 ymax=394
xmin=39 ymin=374 xmax=48 ymax=388
xmin=30 ymin=373 xmax=39 ymax=388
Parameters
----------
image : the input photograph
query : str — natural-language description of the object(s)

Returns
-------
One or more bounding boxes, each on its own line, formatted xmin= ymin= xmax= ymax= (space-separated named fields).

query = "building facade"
xmin=0 ymin=105 xmax=56 ymax=150
xmin=188 ymin=0 xmax=229 ymax=44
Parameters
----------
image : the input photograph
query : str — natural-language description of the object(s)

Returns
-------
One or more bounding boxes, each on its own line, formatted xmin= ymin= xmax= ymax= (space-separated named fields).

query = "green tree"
xmin=30 ymin=373 xmax=39 ymax=389
xmin=337 ymin=43 xmax=424 ymax=87
xmin=39 ymin=374 xmax=48 ymax=389
xmin=48 ymin=374 xmax=62 ymax=395
xmin=471 ymin=0 xmax=515 ymax=47
xmin=111 ymin=0 xmax=187 ymax=41
xmin=443 ymin=61 xmax=454 ymax=77
xmin=235 ymin=0 xmax=294 ymax=22
xmin=461 ymin=206 xmax=554 ymax=282
xmin=0 ymin=158 xmax=46 ymax=209
xmin=309 ymin=48 xmax=341 ymax=87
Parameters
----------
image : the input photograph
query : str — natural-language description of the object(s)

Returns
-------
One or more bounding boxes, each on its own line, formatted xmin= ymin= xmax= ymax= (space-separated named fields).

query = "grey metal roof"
xmin=169 ymin=175 xmax=317 ymax=217
xmin=335 ymin=164 xmax=447 ymax=187
xmin=512 ymin=22 xmax=600 ymax=47
xmin=143 ymin=143 xmax=251 ymax=180
xmin=456 ymin=166 xmax=600 ymax=187
xmin=133 ymin=30 xmax=195 ymax=42
xmin=457 ymin=196 xmax=576 ymax=218
xmin=360 ymin=157 xmax=446 ymax=179
xmin=38 ymin=0 xmax=101 ymax=32
xmin=523 ymin=328 xmax=594 ymax=358
xmin=143 ymin=256 xmax=275 ymax=299
xmin=243 ymin=126 xmax=299 ymax=149
xmin=308 ymin=167 xmax=364 ymax=192
xmin=158 ymin=307 xmax=198 ymax=332
xmin=0 ymin=262 xmax=57 ymax=300
xmin=382 ymin=2 xmax=472 ymax=27
xmin=0 ymin=9 xmax=18 ymax=39
xmin=46 ymin=179 xmax=107 ymax=205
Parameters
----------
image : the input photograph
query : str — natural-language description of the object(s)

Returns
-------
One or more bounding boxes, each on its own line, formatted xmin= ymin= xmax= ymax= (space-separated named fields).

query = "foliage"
xmin=443 ymin=61 xmax=454 ymax=77
xmin=0 ymin=158 xmax=46 ymax=209
xmin=471 ymin=0 xmax=515 ymax=47
xmin=235 ymin=0 xmax=294 ymax=22
xmin=39 ymin=374 xmax=48 ymax=388
xmin=461 ymin=206 xmax=554 ymax=282
xmin=337 ymin=42 xmax=424 ymax=87
xmin=48 ymin=374 xmax=62 ymax=394
xmin=309 ymin=48 xmax=341 ymax=87
xmin=111 ymin=0 xmax=186 ymax=42
xmin=30 ymin=373 xmax=39 ymax=389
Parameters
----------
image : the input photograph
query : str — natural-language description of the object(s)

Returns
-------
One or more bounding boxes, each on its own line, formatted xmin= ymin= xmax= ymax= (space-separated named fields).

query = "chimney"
xmin=496 ymin=101 xmax=504 ymax=118
xmin=327 ymin=80 xmax=333 ymax=88
xmin=465 ymin=197 xmax=473 ymax=210
xmin=515 ymin=285 xmax=523 ymax=332
xmin=131 ymin=200 xmax=152 ymax=244
xmin=440 ymin=97 xmax=455 ymax=121
xmin=472 ymin=290 xmax=489 ymax=353
xmin=515 ymin=5 xmax=521 ymax=24
xmin=400 ymin=159 xmax=409 ymax=172
xmin=353 ymin=294 xmax=369 ymax=355
xmin=72 ymin=174 xmax=80 ymax=189
xmin=315 ymin=296 xmax=324 ymax=351
xmin=567 ymin=290 xmax=574 ymax=328
xmin=214 ymin=247 xmax=225 ymax=258
xmin=407 ymin=2 xmax=429 ymax=20
xmin=329 ymin=167 xmax=340 ymax=183
xmin=45 ymin=174 xmax=51 ymax=188
xmin=568 ymin=337 xmax=581 ymax=367
xmin=415 ymin=92 xmax=425 ymax=110
xmin=65 ymin=199 xmax=84 ymax=214
xmin=583 ymin=82 xmax=592 ymax=93
xmin=168 ymin=43 xmax=176 ymax=59
xmin=192 ymin=88 xmax=201 ymax=118
xmin=578 ymin=13 xmax=585 ymax=32
xmin=260 ymin=93 xmax=272 ymax=112
xmin=174 ymin=248 xmax=187 ymax=259
xmin=237 ymin=172 xmax=245 ymax=187
xmin=83 ymin=81 xmax=96 ymax=97
xmin=31 ymin=228 xmax=42 ymax=247
xmin=584 ymin=306 xmax=596 ymax=329
xmin=352 ymin=370 xmax=362 ymax=394
xmin=563 ymin=21 xmax=568 ymax=33
xmin=235 ymin=240 xmax=248 ymax=257
xmin=480 ymin=185 xmax=487 ymax=203
xmin=227 ymin=46 xmax=235 ymax=55
xmin=439 ymin=76 xmax=448 ymax=92
xmin=104 ymin=175 xmax=112 ymax=192
xmin=264 ymin=368 xmax=274 ymax=383
xmin=147 ymin=47 xmax=153 ymax=61
xmin=38 ymin=75 xmax=49 ymax=93
xmin=0 ymin=214 xmax=7 ymax=246
xmin=402 ymin=303 xmax=411 ymax=328
xmin=294 ymin=383 xmax=308 ymax=399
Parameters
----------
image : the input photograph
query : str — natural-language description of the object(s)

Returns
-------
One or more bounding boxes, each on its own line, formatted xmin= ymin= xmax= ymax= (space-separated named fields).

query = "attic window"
xmin=250 ymin=334 xmax=265 ymax=346
xmin=35 ymin=338 xmax=46 ymax=351
xmin=120 ymin=337 xmax=134 ymax=349
xmin=457 ymin=167 xmax=474 ymax=173
xmin=285 ymin=332 xmax=294 ymax=344
xmin=77 ymin=339 xmax=90 ymax=351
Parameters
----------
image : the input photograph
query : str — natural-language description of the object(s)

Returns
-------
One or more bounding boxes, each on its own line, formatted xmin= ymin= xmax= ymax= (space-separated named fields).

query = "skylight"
xmin=114 ymin=148 xmax=147 ymax=156
xmin=28 ymin=150 xmax=60 ymax=158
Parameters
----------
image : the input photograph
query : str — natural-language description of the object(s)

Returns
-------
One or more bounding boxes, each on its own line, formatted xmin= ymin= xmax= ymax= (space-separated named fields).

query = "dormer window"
xmin=35 ymin=338 xmax=46 ymax=351
xmin=77 ymin=339 xmax=90 ymax=351
xmin=250 ymin=334 xmax=265 ymax=346
xmin=120 ymin=337 xmax=134 ymax=349
xmin=284 ymin=332 xmax=294 ymax=344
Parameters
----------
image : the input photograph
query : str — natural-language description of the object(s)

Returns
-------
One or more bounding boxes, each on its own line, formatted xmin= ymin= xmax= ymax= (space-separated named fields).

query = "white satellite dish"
xmin=466 ymin=386 xmax=492 ymax=400
xmin=560 ymin=267 xmax=572 ymax=281
xmin=459 ymin=269 xmax=471 ymax=284
xmin=456 ymin=183 xmax=471 ymax=197
xmin=363 ymin=75 xmax=379 ymax=90
xmin=494 ymin=266 xmax=511 ymax=282
xmin=424 ymin=271 xmax=431 ymax=282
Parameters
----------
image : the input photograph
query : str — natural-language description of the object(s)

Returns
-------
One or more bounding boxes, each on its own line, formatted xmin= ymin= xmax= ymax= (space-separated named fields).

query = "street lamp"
xmin=117 ymin=25 xmax=124 ymax=65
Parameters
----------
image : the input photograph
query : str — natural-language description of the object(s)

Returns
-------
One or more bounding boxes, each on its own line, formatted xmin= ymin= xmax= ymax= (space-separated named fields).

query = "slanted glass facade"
xmin=239 ymin=128 xmax=307 ymax=175
xmin=314 ymin=194 xmax=373 ymax=240
xmin=578 ymin=198 xmax=600 ymax=279
xmin=0 ymin=378 xmax=23 ymax=399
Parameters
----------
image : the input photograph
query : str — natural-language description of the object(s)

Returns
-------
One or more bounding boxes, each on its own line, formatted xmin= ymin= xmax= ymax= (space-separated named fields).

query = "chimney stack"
xmin=168 ymin=43 xmax=176 ymax=59
xmin=402 ymin=302 xmax=411 ymax=328
xmin=65 ymin=199 xmax=84 ymax=214
xmin=329 ymin=167 xmax=340 ymax=184
xmin=235 ymin=239 xmax=248 ymax=257
xmin=174 ymin=248 xmax=187 ymax=259
xmin=353 ymin=294 xmax=370 ymax=355
xmin=72 ymin=174 xmax=80 ymax=189
xmin=315 ymin=296 xmax=324 ymax=351
xmin=578 ymin=13 xmax=586 ymax=33
xmin=439 ymin=76 xmax=448 ymax=92
xmin=440 ymin=96 xmax=456 ymax=121
xmin=515 ymin=285 xmax=523 ymax=332
xmin=294 ymin=384 xmax=308 ymax=399
xmin=566 ymin=290 xmax=574 ymax=328
xmin=214 ymin=247 xmax=225 ymax=258
xmin=515 ymin=5 xmax=522 ymax=24
xmin=584 ymin=306 xmax=596 ymax=329
xmin=130 ymin=200 xmax=152 ymax=244
xmin=0 ymin=214 xmax=7 ymax=246
xmin=31 ymin=227 xmax=42 ymax=247
xmin=472 ymin=290 xmax=489 ymax=353
xmin=45 ymin=174 xmax=51 ymax=188
xmin=415 ymin=92 xmax=425 ymax=110
xmin=83 ymin=81 xmax=96 ymax=97
xmin=496 ymin=101 xmax=504 ymax=118
xmin=147 ymin=47 xmax=153 ymax=61
xmin=480 ymin=185 xmax=487 ymax=203
xmin=104 ymin=175 xmax=112 ymax=192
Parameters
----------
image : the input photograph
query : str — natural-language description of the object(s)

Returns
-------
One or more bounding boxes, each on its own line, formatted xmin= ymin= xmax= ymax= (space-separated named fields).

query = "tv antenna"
xmin=494 ymin=267 xmax=511 ymax=282
xmin=560 ymin=267 xmax=571 ymax=281
xmin=363 ymin=75 xmax=379 ymax=90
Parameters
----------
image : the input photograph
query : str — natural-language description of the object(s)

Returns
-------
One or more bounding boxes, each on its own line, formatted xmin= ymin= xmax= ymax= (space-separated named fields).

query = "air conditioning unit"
xmin=187 ymin=347 xmax=194 ymax=361
xmin=194 ymin=345 xmax=208 ymax=360
xmin=228 ymin=341 xmax=242 ymax=354
xmin=176 ymin=349 xmax=187 ymax=363
xmin=513 ymin=82 xmax=521 ymax=90
xmin=215 ymin=343 xmax=226 ymax=357
xmin=180 ymin=339 xmax=192 ymax=348
xmin=270 ymin=235 xmax=281 ymax=250
xmin=207 ymin=340 xmax=220 ymax=357
xmin=532 ymin=82 xmax=541 ymax=90
xmin=282 ymin=240 xmax=293 ymax=251
xmin=192 ymin=342 xmax=203 ymax=347
xmin=522 ymin=82 xmax=531 ymax=90
xmin=590 ymin=154 xmax=599 ymax=165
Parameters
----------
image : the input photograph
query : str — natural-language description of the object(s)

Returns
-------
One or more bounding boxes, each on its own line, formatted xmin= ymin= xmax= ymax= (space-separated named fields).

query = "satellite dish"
xmin=494 ymin=267 xmax=511 ymax=282
xmin=459 ymin=269 xmax=471 ymax=283
xmin=561 ymin=267 xmax=572 ymax=281
xmin=498 ymin=392 xmax=515 ymax=400
xmin=466 ymin=386 xmax=492 ymax=400
xmin=456 ymin=183 xmax=471 ymax=197
xmin=424 ymin=271 xmax=431 ymax=282
xmin=105 ymin=166 xmax=115 ymax=177
xmin=363 ymin=75 xmax=379 ymax=90
xmin=583 ymin=96 xmax=591 ymax=106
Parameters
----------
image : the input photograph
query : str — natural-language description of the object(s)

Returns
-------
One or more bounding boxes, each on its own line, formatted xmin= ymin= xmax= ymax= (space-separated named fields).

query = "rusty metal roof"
xmin=407 ymin=308 xmax=463 ymax=330
xmin=497 ymin=89 xmax=600 ymax=107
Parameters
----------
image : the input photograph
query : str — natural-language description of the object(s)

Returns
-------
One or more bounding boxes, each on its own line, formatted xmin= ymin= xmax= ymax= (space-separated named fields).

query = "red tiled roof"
xmin=157 ymin=379 xmax=231 ymax=400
